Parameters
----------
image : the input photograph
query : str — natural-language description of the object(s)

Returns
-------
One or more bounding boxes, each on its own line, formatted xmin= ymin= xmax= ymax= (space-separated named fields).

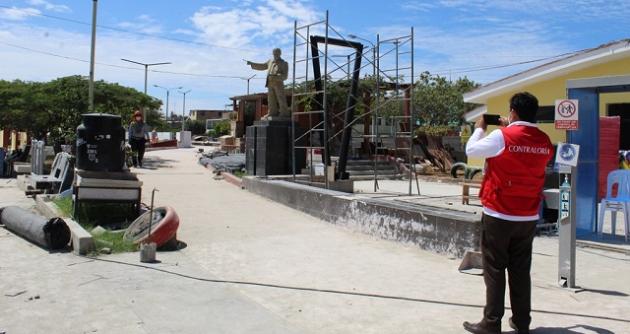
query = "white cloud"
xmin=370 ymin=19 xmax=570 ymax=84
xmin=0 ymin=6 xmax=41 ymax=21
xmin=407 ymin=0 xmax=630 ymax=20
xmin=190 ymin=0 xmax=320 ymax=49
xmin=117 ymin=14 xmax=163 ymax=34
xmin=401 ymin=2 xmax=437 ymax=12
xmin=0 ymin=21 xmax=269 ymax=109
xmin=173 ymin=28 xmax=197 ymax=36
xmin=26 ymin=0 xmax=71 ymax=13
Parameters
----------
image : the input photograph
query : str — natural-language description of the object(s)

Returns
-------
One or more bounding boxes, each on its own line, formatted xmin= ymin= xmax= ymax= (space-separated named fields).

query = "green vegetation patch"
xmin=92 ymin=230 xmax=137 ymax=254
xmin=53 ymin=196 xmax=73 ymax=218
xmin=232 ymin=170 xmax=247 ymax=178
xmin=51 ymin=196 xmax=137 ymax=254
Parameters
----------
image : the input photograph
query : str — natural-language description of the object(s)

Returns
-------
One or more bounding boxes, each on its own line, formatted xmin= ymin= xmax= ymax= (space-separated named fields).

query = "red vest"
xmin=480 ymin=125 xmax=553 ymax=217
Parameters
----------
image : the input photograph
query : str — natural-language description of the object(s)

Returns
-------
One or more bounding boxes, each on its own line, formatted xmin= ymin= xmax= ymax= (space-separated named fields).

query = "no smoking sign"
xmin=555 ymin=99 xmax=579 ymax=130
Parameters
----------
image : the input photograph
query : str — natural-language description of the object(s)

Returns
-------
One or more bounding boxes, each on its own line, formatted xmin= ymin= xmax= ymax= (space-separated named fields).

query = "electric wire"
xmin=0 ymin=4 xmax=256 ymax=52
xmin=0 ymin=4 xmax=591 ymax=77
xmin=0 ymin=41 xmax=265 ymax=80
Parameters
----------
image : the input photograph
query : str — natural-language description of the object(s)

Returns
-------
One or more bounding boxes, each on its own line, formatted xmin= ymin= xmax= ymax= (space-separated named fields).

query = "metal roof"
xmin=463 ymin=39 xmax=630 ymax=104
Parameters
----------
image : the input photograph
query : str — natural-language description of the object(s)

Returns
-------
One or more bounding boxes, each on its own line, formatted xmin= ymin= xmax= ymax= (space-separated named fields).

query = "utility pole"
xmin=179 ymin=89 xmax=191 ymax=132
xmin=154 ymin=85 xmax=182 ymax=124
xmin=88 ymin=0 xmax=98 ymax=112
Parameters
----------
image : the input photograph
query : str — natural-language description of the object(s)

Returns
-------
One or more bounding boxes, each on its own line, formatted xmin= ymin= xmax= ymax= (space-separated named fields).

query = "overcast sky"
xmin=1 ymin=0 xmax=629 ymax=113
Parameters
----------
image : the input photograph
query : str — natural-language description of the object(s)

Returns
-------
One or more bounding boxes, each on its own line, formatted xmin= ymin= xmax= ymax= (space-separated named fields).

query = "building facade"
xmin=464 ymin=39 xmax=630 ymax=167
xmin=189 ymin=109 xmax=227 ymax=122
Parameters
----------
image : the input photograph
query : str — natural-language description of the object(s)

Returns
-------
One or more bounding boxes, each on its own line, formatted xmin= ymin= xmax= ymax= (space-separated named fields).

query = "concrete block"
xmin=34 ymin=195 xmax=94 ymax=255
xmin=13 ymin=163 xmax=31 ymax=174
xmin=16 ymin=174 xmax=28 ymax=191
xmin=64 ymin=217 xmax=95 ymax=255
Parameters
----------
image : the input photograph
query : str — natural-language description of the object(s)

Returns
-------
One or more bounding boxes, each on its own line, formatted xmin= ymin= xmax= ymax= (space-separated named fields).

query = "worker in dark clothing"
xmin=463 ymin=92 xmax=553 ymax=334
xmin=128 ymin=110 xmax=150 ymax=168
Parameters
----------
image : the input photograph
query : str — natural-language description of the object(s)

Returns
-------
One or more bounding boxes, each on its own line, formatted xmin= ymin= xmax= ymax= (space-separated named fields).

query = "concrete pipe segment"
xmin=0 ymin=206 xmax=70 ymax=250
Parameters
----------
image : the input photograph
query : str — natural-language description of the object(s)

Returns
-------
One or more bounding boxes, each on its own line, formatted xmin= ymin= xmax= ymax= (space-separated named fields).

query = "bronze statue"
xmin=246 ymin=48 xmax=289 ymax=119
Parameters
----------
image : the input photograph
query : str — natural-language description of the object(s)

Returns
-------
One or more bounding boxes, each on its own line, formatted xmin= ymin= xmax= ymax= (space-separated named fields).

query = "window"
xmin=536 ymin=106 xmax=554 ymax=123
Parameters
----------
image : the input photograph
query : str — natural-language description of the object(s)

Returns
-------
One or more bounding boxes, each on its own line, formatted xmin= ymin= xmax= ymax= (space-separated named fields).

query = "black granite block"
xmin=245 ymin=119 xmax=305 ymax=176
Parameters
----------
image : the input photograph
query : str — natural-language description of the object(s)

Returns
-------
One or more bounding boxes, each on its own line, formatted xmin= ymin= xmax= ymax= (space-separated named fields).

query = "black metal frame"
xmin=310 ymin=36 xmax=363 ymax=179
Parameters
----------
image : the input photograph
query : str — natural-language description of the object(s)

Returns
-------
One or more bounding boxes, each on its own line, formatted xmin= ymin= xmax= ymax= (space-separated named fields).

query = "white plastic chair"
xmin=598 ymin=170 xmax=630 ymax=241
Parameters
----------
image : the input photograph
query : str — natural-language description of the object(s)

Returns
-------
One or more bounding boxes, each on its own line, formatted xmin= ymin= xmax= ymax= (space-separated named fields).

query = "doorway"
xmin=607 ymin=103 xmax=630 ymax=150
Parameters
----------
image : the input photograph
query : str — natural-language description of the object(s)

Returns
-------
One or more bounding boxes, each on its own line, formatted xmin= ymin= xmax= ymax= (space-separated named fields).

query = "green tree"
xmin=412 ymin=72 xmax=479 ymax=126
xmin=184 ymin=119 xmax=207 ymax=135
xmin=212 ymin=120 xmax=231 ymax=137
xmin=0 ymin=76 xmax=163 ymax=144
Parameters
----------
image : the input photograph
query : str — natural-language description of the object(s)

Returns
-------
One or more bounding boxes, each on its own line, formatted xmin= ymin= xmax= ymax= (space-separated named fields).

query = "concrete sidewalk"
xmin=1 ymin=148 xmax=630 ymax=333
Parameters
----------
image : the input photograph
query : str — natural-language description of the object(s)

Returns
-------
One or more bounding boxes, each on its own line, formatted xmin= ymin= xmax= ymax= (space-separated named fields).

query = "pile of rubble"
xmin=198 ymin=151 xmax=246 ymax=174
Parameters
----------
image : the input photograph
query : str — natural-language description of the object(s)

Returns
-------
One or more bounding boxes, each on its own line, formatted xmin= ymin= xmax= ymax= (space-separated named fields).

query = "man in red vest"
xmin=463 ymin=92 xmax=553 ymax=334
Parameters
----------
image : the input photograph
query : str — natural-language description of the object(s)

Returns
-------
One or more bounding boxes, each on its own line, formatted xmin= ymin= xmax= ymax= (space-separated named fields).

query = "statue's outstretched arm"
xmin=248 ymin=61 xmax=269 ymax=71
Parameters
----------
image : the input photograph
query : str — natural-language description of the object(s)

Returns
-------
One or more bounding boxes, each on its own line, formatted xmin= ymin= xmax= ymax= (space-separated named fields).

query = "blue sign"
xmin=555 ymin=142 xmax=580 ymax=167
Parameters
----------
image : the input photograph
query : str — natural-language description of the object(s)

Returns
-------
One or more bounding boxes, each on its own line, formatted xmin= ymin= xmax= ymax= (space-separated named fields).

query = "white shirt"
xmin=466 ymin=121 xmax=540 ymax=222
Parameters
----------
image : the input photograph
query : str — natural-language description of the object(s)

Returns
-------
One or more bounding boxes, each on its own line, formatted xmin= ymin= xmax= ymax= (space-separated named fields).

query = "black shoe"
xmin=509 ymin=318 xmax=529 ymax=334
xmin=463 ymin=321 xmax=501 ymax=334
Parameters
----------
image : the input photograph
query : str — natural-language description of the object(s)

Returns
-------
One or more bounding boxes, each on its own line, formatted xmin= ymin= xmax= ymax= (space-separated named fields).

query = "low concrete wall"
xmin=243 ymin=177 xmax=481 ymax=258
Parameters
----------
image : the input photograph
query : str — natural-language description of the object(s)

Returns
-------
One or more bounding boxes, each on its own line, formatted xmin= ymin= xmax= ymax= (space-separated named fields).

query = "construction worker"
xmin=463 ymin=92 xmax=553 ymax=334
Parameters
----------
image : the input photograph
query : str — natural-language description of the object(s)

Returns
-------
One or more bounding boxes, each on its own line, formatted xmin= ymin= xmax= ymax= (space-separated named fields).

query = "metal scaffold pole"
xmin=289 ymin=12 xmax=416 ymax=194
xmin=409 ymin=27 xmax=419 ymax=196
xmin=373 ymin=34 xmax=380 ymax=192
xmin=323 ymin=10 xmax=330 ymax=189
xmin=291 ymin=20 xmax=298 ymax=180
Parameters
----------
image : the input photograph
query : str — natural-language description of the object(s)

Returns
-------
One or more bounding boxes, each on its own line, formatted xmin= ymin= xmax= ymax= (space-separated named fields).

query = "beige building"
xmin=189 ymin=109 xmax=227 ymax=122
xmin=0 ymin=130 xmax=29 ymax=151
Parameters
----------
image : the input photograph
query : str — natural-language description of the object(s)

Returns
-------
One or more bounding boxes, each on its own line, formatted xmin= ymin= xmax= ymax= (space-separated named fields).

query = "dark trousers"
xmin=129 ymin=137 xmax=146 ymax=166
xmin=481 ymin=214 xmax=536 ymax=330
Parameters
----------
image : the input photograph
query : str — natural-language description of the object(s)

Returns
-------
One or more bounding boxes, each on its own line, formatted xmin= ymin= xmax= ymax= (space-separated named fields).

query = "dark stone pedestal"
xmin=246 ymin=119 xmax=305 ymax=176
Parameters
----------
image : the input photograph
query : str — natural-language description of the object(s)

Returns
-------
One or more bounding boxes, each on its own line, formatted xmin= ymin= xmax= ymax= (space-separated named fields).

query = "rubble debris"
xmin=0 ymin=206 xmax=70 ymax=250
xmin=199 ymin=152 xmax=245 ymax=174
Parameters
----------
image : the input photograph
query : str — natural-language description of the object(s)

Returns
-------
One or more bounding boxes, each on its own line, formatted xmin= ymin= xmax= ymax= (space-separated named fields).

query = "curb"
xmin=222 ymin=172 xmax=244 ymax=188
xmin=201 ymin=163 xmax=244 ymax=189
xmin=576 ymin=240 xmax=630 ymax=256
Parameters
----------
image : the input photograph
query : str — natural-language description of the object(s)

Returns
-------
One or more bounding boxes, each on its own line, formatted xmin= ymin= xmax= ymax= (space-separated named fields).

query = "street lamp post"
xmin=121 ymin=59 xmax=171 ymax=94
xmin=331 ymin=54 xmax=353 ymax=80
xmin=348 ymin=34 xmax=376 ymax=78
xmin=243 ymin=74 xmax=256 ymax=95
xmin=121 ymin=58 xmax=170 ymax=119
xmin=178 ymin=89 xmax=191 ymax=132
xmin=153 ymin=85 xmax=182 ymax=123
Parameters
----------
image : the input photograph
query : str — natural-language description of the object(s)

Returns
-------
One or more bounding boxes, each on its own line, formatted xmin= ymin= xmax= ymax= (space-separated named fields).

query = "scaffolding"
xmin=291 ymin=11 xmax=419 ymax=195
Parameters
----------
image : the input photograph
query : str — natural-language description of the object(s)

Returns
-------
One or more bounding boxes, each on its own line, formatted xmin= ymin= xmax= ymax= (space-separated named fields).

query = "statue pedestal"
xmin=246 ymin=119 xmax=305 ymax=176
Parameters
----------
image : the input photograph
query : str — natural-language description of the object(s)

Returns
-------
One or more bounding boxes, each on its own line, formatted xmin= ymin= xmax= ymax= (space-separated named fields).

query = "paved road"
xmin=1 ymin=148 xmax=629 ymax=333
